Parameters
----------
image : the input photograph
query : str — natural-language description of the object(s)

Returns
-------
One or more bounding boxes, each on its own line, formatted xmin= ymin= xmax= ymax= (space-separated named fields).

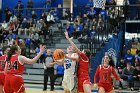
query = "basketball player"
xmin=64 ymin=31 xmax=92 ymax=93
xmin=94 ymin=54 xmax=123 ymax=93
xmin=55 ymin=46 xmax=79 ymax=93
xmin=0 ymin=46 xmax=10 ymax=93
xmin=4 ymin=44 xmax=46 ymax=93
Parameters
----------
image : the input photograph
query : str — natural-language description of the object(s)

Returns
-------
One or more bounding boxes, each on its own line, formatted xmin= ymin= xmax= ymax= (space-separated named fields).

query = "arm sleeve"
xmin=80 ymin=53 xmax=88 ymax=61
xmin=94 ymin=66 xmax=99 ymax=84
xmin=112 ymin=67 xmax=121 ymax=80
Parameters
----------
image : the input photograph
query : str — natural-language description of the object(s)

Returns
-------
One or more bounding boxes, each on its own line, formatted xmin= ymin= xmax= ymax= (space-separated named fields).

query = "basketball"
xmin=53 ymin=49 xmax=65 ymax=60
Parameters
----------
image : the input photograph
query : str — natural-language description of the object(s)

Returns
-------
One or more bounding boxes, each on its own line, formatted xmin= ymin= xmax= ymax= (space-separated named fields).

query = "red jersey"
xmin=94 ymin=65 xmax=120 ymax=84
xmin=7 ymin=55 xmax=24 ymax=75
xmin=77 ymin=53 xmax=90 ymax=77
xmin=0 ymin=55 xmax=7 ymax=71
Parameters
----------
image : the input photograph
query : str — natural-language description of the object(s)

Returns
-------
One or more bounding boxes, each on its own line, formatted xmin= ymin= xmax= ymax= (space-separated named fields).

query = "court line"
xmin=25 ymin=85 xmax=138 ymax=93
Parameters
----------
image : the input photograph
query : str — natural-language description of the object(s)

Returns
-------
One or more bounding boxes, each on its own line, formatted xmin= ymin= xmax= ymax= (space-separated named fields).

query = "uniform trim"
xmin=71 ymin=76 xmax=77 ymax=92
xmin=0 ymin=71 xmax=4 ymax=73
xmin=17 ymin=84 xmax=24 ymax=93
xmin=73 ymin=62 xmax=78 ymax=75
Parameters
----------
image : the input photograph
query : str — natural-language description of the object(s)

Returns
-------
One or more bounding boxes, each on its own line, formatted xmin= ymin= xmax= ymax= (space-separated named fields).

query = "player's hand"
xmin=93 ymin=83 xmax=98 ymax=89
xmin=64 ymin=31 xmax=70 ymax=40
xmin=53 ymin=62 xmax=57 ymax=64
xmin=54 ymin=59 xmax=64 ymax=65
xmin=120 ymin=79 xmax=123 ymax=83
xmin=40 ymin=45 xmax=46 ymax=54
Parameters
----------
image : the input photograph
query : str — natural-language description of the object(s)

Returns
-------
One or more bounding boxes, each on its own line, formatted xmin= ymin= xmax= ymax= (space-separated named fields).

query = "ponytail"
xmin=6 ymin=45 xmax=18 ymax=61
xmin=108 ymin=55 xmax=115 ymax=67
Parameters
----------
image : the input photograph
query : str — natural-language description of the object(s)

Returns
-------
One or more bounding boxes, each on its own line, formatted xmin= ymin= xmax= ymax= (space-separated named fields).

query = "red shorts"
xmin=0 ymin=73 xmax=5 ymax=85
xmin=78 ymin=76 xmax=92 ymax=92
xmin=4 ymin=74 xmax=25 ymax=93
xmin=98 ymin=83 xmax=113 ymax=92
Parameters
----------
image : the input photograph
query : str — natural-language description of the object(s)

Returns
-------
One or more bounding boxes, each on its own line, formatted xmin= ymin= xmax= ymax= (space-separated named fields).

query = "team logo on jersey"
xmin=107 ymin=48 xmax=117 ymax=66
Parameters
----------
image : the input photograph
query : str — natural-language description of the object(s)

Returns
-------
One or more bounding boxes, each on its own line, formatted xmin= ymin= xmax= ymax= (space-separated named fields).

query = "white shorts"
xmin=62 ymin=75 xmax=77 ymax=92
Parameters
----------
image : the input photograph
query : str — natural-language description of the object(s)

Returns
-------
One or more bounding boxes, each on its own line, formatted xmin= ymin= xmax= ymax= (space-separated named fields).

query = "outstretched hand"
xmin=40 ymin=45 xmax=46 ymax=54
xmin=64 ymin=31 xmax=70 ymax=40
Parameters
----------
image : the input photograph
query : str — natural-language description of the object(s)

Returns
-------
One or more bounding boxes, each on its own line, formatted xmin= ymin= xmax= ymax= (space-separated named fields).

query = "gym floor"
xmin=25 ymin=84 xmax=139 ymax=93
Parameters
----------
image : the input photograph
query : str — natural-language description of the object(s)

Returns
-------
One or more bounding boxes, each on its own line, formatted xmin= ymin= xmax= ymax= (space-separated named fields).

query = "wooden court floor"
xmin=25 ymin=84 xmax=139 ymax=93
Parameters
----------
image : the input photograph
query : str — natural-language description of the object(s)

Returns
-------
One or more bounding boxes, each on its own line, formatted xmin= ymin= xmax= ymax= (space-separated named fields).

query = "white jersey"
xmin=63 ymin=53 xmax=78 ymax=75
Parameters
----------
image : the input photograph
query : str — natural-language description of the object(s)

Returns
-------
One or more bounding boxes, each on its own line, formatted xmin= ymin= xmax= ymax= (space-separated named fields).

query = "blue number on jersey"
xmin=65 ymin=59 xmax=72 ymax=69
xmin=66 ymin=63 xmax=71 ymax=69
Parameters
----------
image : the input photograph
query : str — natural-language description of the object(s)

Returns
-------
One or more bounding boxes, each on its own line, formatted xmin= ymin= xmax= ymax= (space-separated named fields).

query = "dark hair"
xmin=2 ymin=46 xmax=9 ymax=54
xmin=136 ymin=63 xmax=140 ymax=67
xmin=40 ymin=43 xmax=45 ymax=45
xmin=104 ymin=53 xmax=115 ymax=67
xmin=6 ymin=45 xmax=18 ymax=61
xmin=108 ymin=55 xmax=115 ymax=67
xmin=84 ymin=49 xmax=91 ymax=59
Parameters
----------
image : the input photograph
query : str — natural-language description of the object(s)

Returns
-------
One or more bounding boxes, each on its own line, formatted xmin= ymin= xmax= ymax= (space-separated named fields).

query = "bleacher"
xmin=0 ymin=0 xmax=140 ymax=92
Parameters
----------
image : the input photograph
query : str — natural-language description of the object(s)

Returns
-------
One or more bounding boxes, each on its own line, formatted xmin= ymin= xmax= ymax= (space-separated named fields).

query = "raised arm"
xmin=64 ymin=32 xmax=81 ymax=55
xmin=19 ymin=45 xmax=46 ymax=64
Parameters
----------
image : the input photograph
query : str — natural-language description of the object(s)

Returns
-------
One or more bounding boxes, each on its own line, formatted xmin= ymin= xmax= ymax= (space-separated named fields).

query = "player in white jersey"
xmin=55 ymin=46 xmax=79 ymax=93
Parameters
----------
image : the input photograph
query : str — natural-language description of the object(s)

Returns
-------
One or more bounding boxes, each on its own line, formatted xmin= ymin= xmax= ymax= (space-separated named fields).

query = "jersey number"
xmin=66 ymin=63 xmax=71 ymax=69
xmin=7 ymin=61 xmax=18 ymax=70
xmin=103 ymin=72 xmax=108 ymax=80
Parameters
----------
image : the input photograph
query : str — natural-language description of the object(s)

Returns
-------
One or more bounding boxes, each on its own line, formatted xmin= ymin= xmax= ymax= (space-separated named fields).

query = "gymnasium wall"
xmin=2 ymin=0 xmax=89 ymax=11
xmin=1 ymin=0 xmax=113 ymax=21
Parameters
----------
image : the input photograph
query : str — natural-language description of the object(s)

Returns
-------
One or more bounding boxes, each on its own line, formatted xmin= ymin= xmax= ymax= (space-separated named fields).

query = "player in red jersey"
xmin=94 ymin=54 xmax=123 ymax=93
xmin=64 ymin=32 xmax=92 ymax=93
xmin=0 ymin=46 xmax=10 ymax=93
xmin=4 ymin=44 xmax=46 ymax=93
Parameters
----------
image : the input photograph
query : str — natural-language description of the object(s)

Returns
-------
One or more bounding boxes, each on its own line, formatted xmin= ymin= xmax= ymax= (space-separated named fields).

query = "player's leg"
xmin=11 ymin=75 xmax=25 ymax=93
xmin=0 ymin=73 xmax=5 ymax=93
xmin=83 ymin=84 xmax=92 ymax=93
xmin=83 ymin=80 xmax=92 ymax=93
xmin=62 ymin=76 xmax=70 ymax=93
xmin=107 ymin=90 xmax=115 ymax=93
xmin=4 ymin=74 xmax=14 ymax=93
xmin=0 ymin=85 xmax=3 ymax=93
xmin=98 ymin=87 xmax=105 ymax=93
xmin=64 ymin=89 xmax=70 ymax=93
xmin=69 ymin=76 xmax=77 ymax=93
xmin=43 ymin=69 xmax=48 ymax=90
xmin=50 ymin=70 xmax=55 ymax=91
